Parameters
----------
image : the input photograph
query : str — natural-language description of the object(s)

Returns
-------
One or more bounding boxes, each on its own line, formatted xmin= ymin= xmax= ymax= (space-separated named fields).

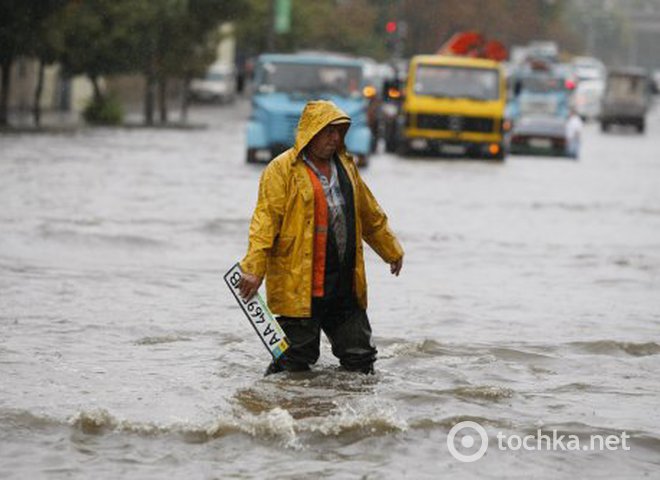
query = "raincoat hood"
xmin=293 ymin=100 xmax=351 ymax=159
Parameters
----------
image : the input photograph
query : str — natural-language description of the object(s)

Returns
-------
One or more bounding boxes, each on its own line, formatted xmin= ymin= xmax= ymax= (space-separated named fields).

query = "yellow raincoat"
xmin=240 ymin=100 xmax=403 ymax=317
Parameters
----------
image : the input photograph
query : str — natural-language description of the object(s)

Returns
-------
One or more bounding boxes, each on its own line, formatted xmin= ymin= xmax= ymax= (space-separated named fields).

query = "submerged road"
xmin=1 ymin=99 xmax=659 ymax=478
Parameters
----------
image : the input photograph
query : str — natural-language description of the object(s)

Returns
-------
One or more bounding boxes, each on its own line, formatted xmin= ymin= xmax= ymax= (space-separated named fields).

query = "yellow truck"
xmin=396 ymin=55 xmax=507 ymax=160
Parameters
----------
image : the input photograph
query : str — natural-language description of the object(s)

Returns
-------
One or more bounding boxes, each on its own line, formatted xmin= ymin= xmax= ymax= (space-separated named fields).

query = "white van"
xmin=189 ymin=63 xmax=237 ymax=103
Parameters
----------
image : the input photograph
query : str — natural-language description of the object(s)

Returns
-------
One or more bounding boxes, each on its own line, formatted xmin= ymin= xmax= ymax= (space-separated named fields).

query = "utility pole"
xmin=266 ymin=0 xmax=275 ymax=52
xmin=267 ymin=0 xmax=291 ymax=53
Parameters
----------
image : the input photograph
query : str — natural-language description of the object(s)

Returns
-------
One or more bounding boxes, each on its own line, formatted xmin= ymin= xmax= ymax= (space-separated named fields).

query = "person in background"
xmin=566 ymin=107 xmax=584 ymax=159
xmin=239 ymin=100 xmax=404 ymax=375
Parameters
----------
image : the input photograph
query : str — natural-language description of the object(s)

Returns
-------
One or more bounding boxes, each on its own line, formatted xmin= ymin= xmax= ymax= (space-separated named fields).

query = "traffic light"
xmin=385 ymin=20 xmax=406 ymax=57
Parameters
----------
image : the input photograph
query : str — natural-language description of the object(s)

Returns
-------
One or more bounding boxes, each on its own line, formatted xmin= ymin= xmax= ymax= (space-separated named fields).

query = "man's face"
xmin=306 ymin=124 xmax=344 ymax=161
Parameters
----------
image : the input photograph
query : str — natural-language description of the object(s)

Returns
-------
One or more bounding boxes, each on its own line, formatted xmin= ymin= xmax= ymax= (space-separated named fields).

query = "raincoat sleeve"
xmin=239 ymin=164 xmax=286 ymax=278
xmin=354 ymin=169 xmax=404 ymax=263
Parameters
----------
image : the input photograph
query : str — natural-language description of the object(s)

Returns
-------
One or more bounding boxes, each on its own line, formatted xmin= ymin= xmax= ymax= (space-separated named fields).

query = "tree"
xmin=0 ymin=0 xmax=67 ymax=127
xmin=128 ymin=0 xmax=247 ymax=125
xmin=234 ymin=0 xmax=386 ymax=59
xmin=30 ymin=1 xmax=68 ymax=127
xmin=59 ymin=0 xmax=143 ymax=102
xmin=0 ymin=1 xmax=32 ymax=126
xmin=400 ymin=0 xmax=574 ymax=57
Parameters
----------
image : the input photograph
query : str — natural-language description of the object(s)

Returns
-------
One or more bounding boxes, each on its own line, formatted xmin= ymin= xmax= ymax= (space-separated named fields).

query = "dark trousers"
xmin=267 ymin=297 xmax=377 ymax=374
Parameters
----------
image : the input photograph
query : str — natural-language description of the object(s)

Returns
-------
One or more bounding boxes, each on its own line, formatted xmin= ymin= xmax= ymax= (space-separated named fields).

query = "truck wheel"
xmin=600 ymin=121 xmax=609 ymax=133
xmin=246 ymin=148 xmax=257 ymax=163
xmin=637 ymin=120 xmax=645 ymax=134
xmin=396 ymin=139 xmax=411 ymax=156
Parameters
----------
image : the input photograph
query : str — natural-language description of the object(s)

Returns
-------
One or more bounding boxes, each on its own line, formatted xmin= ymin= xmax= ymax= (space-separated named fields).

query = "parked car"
xmin=245 ymin=53 xmax=373 ymax=166
xmin=572 ymin=79 xmax=605 ymax=121
xmin=509 ymin=115 xmax=570 ymax=157
xmin=600 ymin=67 xmax=651 ymax=133
xmin=527 ymin=41 xmax=559 ymax=63
xmin=571 ymin=56 xmax=606 ymax=83
xmin=189 ymin=63 xmax=237 ymax=103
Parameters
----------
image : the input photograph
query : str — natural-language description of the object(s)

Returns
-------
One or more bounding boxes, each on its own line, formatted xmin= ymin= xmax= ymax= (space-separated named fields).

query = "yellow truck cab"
xmin=398 ymin=55 xmax=507 ymax=159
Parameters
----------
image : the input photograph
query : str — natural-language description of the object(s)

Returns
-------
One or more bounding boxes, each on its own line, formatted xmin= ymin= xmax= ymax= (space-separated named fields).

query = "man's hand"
xmin=239 ymin=272 xmax=263 ymax=300
xmin=390 ymin=256 xmax=403 ymax=276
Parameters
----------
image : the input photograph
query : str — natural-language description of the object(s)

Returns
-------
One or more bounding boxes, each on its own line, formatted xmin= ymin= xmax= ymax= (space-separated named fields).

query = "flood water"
xmin=1 ymin=101 xmax=659 ymax=479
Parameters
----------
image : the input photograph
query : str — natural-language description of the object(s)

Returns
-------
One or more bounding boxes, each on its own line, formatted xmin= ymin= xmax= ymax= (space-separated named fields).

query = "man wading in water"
xmin=239 ymin=100 xmax=404 ymax=375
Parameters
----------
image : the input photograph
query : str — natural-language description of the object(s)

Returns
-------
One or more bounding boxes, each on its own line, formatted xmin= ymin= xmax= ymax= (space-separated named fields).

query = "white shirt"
xmin=566 ymin=114 xmax=583 ymax=141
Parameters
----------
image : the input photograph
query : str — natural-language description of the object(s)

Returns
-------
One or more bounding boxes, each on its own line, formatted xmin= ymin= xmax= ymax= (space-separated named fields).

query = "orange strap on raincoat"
xmin=306 ymin=166 xmax=328 ymax=297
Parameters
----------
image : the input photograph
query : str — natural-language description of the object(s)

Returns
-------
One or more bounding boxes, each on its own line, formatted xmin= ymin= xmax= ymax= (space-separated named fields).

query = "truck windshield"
xmin=519 ymin=76 xmax=563 ymax=93
xmin=519 ymin=95 xmax=559 ymax=116
xmin=606 ymin=75 xmax=647 ymax=101
xmin=259 ymin=62 xmax=362 ymax=96
xmin=414 ymin=65 xmax=499 ymax=100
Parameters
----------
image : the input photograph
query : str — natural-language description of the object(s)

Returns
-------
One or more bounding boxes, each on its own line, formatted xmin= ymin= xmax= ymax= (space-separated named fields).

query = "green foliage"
xmin=0 ymin=0 xmax=69 ymax=125
xmin=59 ymin=0 xmax=144 ymax=79
xmin=56 ymin=0 xmax=246 ymax=82
xmin=0 ymin=0 xmax=32 ymax=64
xmin=234 ymin=0 xmax=387 ymax=59
xmin=82 ymin=95 xmax=123 ymax=125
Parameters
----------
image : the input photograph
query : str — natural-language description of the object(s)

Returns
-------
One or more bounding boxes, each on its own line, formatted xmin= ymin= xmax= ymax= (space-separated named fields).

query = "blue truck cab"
xmin=246 ymin=53 xmax=373 ymax=166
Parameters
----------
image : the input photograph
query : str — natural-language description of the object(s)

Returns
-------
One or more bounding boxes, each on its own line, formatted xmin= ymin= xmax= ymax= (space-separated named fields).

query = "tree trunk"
xmin=267 ymin=0 xmax=276 ymax=52
xmin=33 ymin=59 xmax=45 ymax=128
xmin=158 ymin=76 xmax=168 ymax=124
xmin=90 ymin=74 xmax=102 ymax=102
xmin=0 ymin=58 xmax=12 ymax=127
xmin=144 ymin=69 xmax=156 ymax=126
xmin=144 ymin=77 xmax=156 ymax=126
xmin=180 ymin=76 xmax=191 ymax=124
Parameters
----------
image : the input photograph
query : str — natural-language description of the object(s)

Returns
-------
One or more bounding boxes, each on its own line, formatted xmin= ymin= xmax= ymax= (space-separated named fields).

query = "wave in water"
xmin=0 ymin=398 xmax=402 ymax=448
xmin=134 ymin=334 xmax=192 ymax=346
xmin=379 ymin=339 xmax=553 ymax=362
xmin=378 ymin=338 xmax=466 ymax=359
xmin=379 ymin=338 xmax=660 ymax=360
xmin=3 ymin=408 xmax=659 ymax=453
xmin=65 ymin=403 xmax=407 ymax=448
xmin=449 ymin=385 xmax=514 ymax=401
xmin=38 ymin=225 xmax=167 ymax=248
xmin=568 ymin=340 xmax=660 ymax=357
xmin=196 ymin=217 xmax=249 ymax=236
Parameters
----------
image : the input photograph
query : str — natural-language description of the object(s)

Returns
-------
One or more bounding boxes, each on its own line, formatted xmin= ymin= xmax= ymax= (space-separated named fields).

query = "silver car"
xmin=572 ymin=79 xmax=605 ymax=121
xmin=189 ymin=64 xmax=237 ymax=104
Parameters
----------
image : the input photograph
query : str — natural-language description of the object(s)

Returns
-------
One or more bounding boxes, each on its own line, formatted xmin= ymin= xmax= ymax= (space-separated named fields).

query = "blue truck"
xmin=245 ymin=53 xmax=373 ymax=166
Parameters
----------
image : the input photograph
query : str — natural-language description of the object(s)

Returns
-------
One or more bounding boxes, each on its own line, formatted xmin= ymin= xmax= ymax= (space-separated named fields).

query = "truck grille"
xmin=416 ymin=114 xmax=496 ymax=133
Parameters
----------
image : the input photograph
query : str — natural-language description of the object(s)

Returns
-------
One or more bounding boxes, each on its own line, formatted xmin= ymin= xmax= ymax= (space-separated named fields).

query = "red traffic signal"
xmin=386 ymin=21 xmax=397 ymax=34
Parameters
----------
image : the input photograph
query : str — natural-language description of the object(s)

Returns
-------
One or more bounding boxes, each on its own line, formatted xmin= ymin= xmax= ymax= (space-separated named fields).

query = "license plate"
xmin=224 ymin=263 xmax=289 ymax=360
xmin=441 ymin=144 xmax=466 ymax=155
xmin=529 ymin=138 xmax=552 ymax=149
xmin=410 ymin=138 xmax=428 ymax=150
